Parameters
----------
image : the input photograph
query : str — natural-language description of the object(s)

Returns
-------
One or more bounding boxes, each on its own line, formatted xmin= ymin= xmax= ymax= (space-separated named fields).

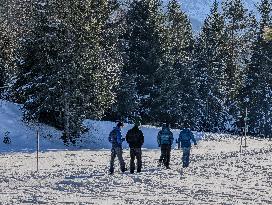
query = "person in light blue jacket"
xmin=108 ymin=122 xmax=127 ymax=174
xmin=178 ymin=122 xmax=197 ymax=168
xmin=157 ymin=123 xmax=174 ymax=169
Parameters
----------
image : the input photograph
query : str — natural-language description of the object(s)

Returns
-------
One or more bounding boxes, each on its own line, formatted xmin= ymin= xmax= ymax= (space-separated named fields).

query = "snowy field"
xmin=0 ymin=136 xmax=271 ymax=205
xmin=0 ymin=100 xmax=272 ymax=204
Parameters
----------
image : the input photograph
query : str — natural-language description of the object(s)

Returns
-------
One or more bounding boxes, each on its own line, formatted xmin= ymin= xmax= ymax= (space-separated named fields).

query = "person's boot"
xmin=109 ymin=169 xmax=114 ymax=175
xmin=130 ymin=169 xmax=134 ymax=174
xmin=121 ymin=167 xmax=127 ymax=173
xmin=165 ymin=165 xmax=171 ymax=169
xmin=182 ymin=163 xmax=188 ymax=168
xmin=157 ymin=160 xmax=162 ymax=167
xmin=137 ymin=168 xmax=141 ymax=173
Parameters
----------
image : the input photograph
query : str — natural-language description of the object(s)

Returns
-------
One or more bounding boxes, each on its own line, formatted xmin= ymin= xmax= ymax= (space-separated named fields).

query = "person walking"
xmin=157 ymin=123 xmax=174 ymax=169
xmin=178 ymin=122 xmax=197 ymax=168
xmin=108 ymin=122 xmax=127 ymax=174
xmin=126 ymin=121 xmax=144 ymax=174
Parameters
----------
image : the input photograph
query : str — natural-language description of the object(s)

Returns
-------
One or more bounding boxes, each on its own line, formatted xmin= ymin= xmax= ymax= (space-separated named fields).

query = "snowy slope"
xmin=0 ymin=100 xmax=63 ymax=152
xmin=0 ymin=100 xmax=203 ymax=152
xmin=83 ymin=120 xmax=192 ymax=149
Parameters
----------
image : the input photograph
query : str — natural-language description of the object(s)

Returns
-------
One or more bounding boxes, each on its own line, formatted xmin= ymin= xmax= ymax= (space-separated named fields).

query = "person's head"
xmin=134 ymin=120 xmax=141 ymax=128
xmin=183 ymin=121 xmax=190 ymax=128
xmin=117 ymin=121 xmax=124 ymax=128
xmin=174 ymin=123 xmax=179 ymax=129
xmin=162 ymin=123 xmax=169 ymax=130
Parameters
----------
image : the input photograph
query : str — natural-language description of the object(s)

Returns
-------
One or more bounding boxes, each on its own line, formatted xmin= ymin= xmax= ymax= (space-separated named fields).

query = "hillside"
xmin=164 ymin=0 xmax=261 ymax=30
xmin=0 ymin=100 xmax=203 ymax=152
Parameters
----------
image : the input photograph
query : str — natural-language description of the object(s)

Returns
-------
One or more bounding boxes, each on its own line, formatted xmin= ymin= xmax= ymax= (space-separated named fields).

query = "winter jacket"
xmin=108 ymin=127 xmax=124 ymax=147
xmin=157 ymin=127 xmax=174 ymax=146
xmin=178 ymin=128 xmax=197 ymax=148
xmin=126 ymin=126 xmax=144 ymax=148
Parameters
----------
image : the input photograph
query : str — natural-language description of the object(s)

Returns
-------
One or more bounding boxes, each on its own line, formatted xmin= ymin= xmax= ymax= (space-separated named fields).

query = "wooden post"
xmin=36 ymin=130 xmax=39 ymax=172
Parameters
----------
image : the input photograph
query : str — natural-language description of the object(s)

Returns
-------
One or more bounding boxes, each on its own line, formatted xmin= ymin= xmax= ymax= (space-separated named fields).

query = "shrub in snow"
xmin=3 ymin=131 xmax=11 ymax=144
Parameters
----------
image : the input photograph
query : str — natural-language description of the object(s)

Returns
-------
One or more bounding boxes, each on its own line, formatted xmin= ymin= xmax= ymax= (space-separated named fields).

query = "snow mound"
xmin=0 ymin=100 xmax=62 ymax=152
xmin=82 ymin=120 xmax=204 ymax=149
xmin=0 ymin=100 xmax=204 ymax=152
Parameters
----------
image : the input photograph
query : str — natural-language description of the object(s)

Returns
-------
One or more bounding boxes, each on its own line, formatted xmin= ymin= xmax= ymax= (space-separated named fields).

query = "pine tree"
xmin=223 ymin=0 xmax=257 ymax=90
xmin=105 ymin=1 xmax=138 ymax=122
xmin=222 ymin=0 xmax=257 ymax=132
xmin=151 ymin=0 xmax=196 ymax=126
xmin=194 ymin=0 xmax=233 ymax=132
xmin=10 ymin=0 xmax=81 ymax=132
xmin=9 ymin=0 xmax=122 ymax=144
xmin=0 ymin=0 xmax=15 ymax=95
xmin=242 ymin=0 xmax=272 ymax=137
xmin=0 ymin=14 xmax=8 ymax=90
xmin=120 ymin=0 xmax=164 ymax=123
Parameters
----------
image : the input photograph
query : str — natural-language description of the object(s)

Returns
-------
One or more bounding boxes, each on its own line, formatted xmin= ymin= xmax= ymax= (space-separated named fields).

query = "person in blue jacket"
xmin=157 ymin=123 xmax=174 ymax=169
xmin=178 ymin=121 xmax=197 ymax=168
xmin=108 ymin=122 xmax=127 ymax=174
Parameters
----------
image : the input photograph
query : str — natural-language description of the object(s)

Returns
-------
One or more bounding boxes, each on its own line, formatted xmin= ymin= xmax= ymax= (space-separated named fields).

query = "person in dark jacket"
xmin=126 ymin=121 xmax=144 ymax=173
xmin=157 ymin=123 xmax=174 ymax=169
xmin=108 ymin=122 xmax=127 ymax=174
xmin=178 ymin=122 xmax=197 ymax=168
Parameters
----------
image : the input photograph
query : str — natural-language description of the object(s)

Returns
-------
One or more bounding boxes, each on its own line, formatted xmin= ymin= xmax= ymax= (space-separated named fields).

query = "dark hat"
xmin=184 ymin=121 xmax=190 ymax=128
xmin=134 ymin=120 xmax=141 ymax=127
xmin=117 ymin=121 xmax=124 ymax=127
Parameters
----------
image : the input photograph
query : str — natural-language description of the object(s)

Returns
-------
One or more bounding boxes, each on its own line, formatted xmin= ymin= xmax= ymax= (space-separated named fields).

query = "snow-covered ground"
xmin=0 ymin=137 xmax=271 ymax=204
xmin=0 ymin=100 xmax=271 ymax=204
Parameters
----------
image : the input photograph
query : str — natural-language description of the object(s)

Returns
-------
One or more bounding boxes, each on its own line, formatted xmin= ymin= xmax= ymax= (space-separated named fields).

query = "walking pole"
xmin=36 ymin=130 xmax=39 ymax=172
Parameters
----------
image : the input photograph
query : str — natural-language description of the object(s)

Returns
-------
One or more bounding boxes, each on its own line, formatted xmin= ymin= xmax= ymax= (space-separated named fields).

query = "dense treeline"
xmin=0 ymin=0 xmax=271 ymax=142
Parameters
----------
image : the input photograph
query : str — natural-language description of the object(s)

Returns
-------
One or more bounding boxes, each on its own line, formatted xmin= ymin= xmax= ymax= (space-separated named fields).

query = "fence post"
xmin=240 ymin=132 xmax=243 ymax=153
xmin=36 ymin=130 xmax=39 ymax=172
xmin=244 ymin=107 xmax=248 ymax=148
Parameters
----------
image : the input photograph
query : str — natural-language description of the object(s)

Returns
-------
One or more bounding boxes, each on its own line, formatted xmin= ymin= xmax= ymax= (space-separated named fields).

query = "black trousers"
xmin=130 ymin=147 xmax=142 ymax=172
xmin=159 ymin=144 xmax=171 ymax=167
